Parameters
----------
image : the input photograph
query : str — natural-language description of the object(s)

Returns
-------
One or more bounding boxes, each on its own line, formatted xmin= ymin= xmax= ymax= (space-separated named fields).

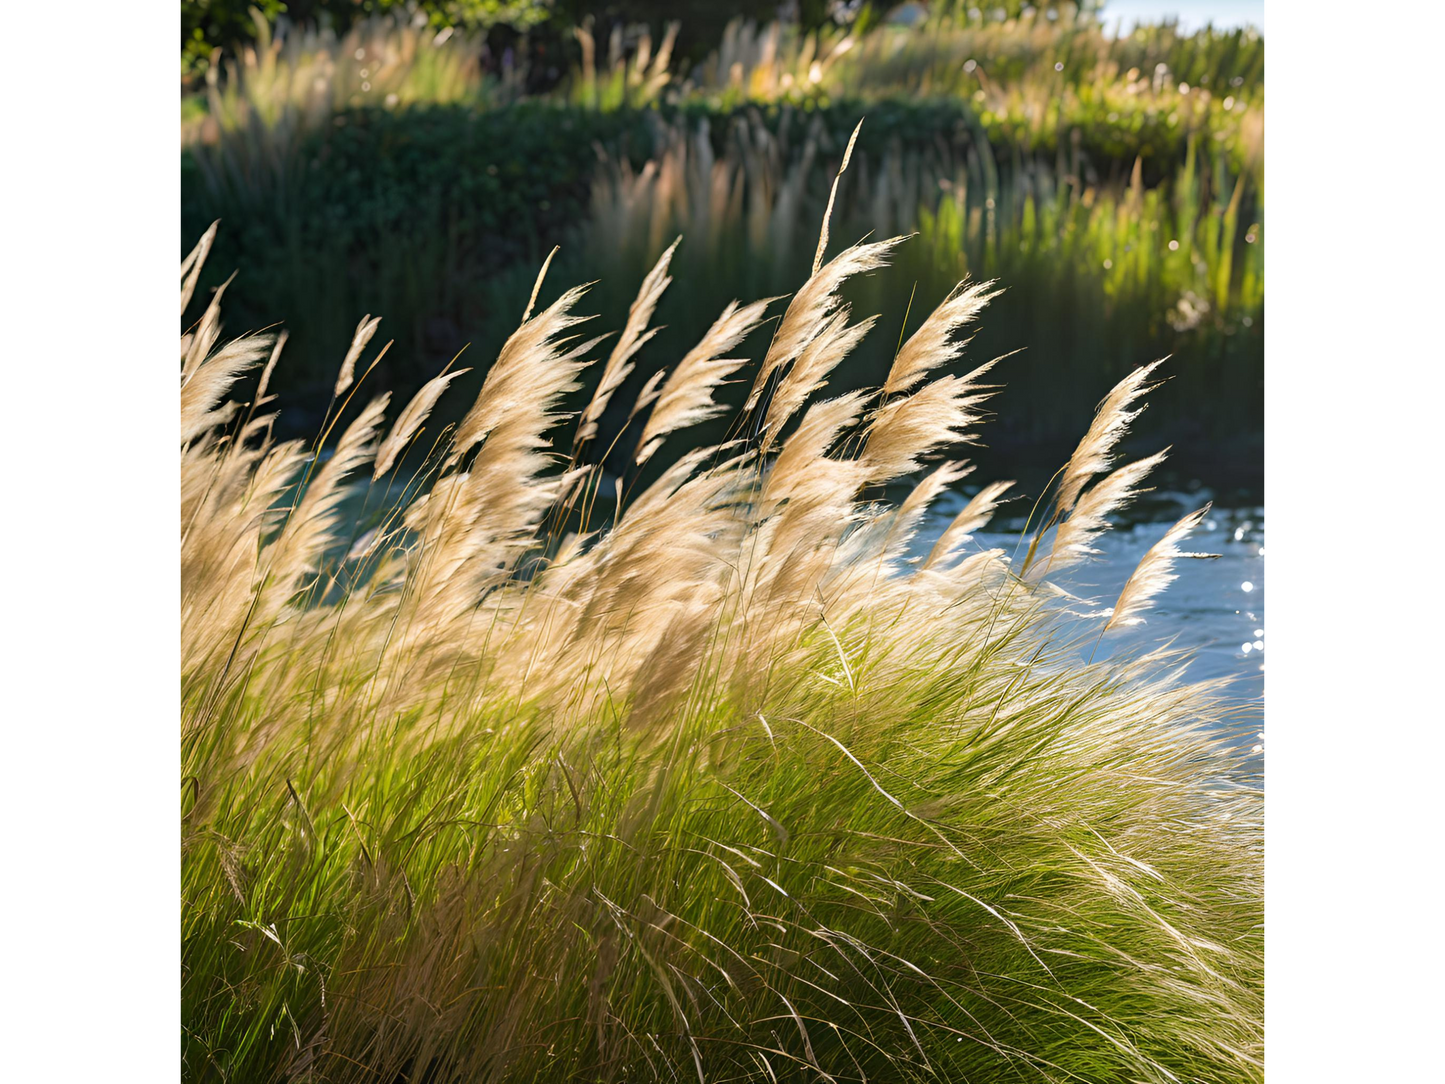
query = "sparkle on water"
xmin=918 ymin=493 xmax=1265 ymax=759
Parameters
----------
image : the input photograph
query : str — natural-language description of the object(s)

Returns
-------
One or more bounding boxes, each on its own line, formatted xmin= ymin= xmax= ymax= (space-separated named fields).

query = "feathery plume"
xmin=763 ymin=390 xmax=870 ymax=507
xmin=180 ymin=220 xmax=218 ymax=316
xmin=813 ymin=119 xmax=864 ymax=276
xmin=862 ymin=360 xmax=1000 ymax=484
xmin=374 ymin=367 xmax=472 ymax=479
xmin=761 ymin=307 xmax=877 ymax=452
xmin=883 ymin=280 xmax=1000 ymax=397
xmin=269 ymin=394 xmax=391 ymax=585
xmin=628 ymin=368 xmax=668 ymax=421
xmin=182 ymin=271 xmax=237 ymax=378
xmin=334 ymin=315 xmax=382 ymax=400
xmin=1046 ymin=449 xmax=1168 ymax=574
xmin=745 ymin=237 xmax=903 ymax=412
xmin=1105 ymin=504 xmax=1219 ymax=630
xmin=922 ymin=479 xmax=1014 ymax=570
xmin=578 ymin=238 xmax=678 ymax=444
xmin=636 ymin=298 xmax=773 ymax=465
xmin=255 ymin=329 xmax=287 ymax=405
xmin=180 ymin=433 xmax=308 ymax=678
xmin=181 ymin=334 xmax=274 ymax=445
xmin=451 ymin=284 xmax=599 ymax=465
xmin=1055 ymin=360 xmax=1166 ymax=514
xmin=886 ymin=462 xmax=973 ymax=561
xmin=523 ymin=245 xmax=560 ymax=323
xmin=407 ymin=289 xmax=605 ymax=606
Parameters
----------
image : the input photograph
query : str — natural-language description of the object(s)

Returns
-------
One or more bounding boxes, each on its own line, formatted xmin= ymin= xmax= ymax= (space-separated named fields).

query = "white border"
xmin=4 ymin=1 xmax=176 ymax=1077
xmin=1267 ymin=0 xmax=1445 ymax=1078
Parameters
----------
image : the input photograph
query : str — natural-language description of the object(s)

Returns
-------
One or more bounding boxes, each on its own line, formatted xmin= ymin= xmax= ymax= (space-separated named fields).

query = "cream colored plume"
xmin=635 ymin=297 xmax=773 ymax=465
xmin=181 ymin=334 xmax=274 ymax=446
xmin=763 ymin=390 xmax=869 ymax=508
xmin=1045 ymin=449 xmax=1168 ymax=574
xmin=748 ymin=393 xmax=872 ymax=616
xmin=883 ymin=279 xmax=1000 ymax=397
xmin=1055 ymin=360 xmax=1165 ymax=514
xmin=182 ymin=272 xmax=237 ymax=378
xmin=180 ymin=220 xmax=219 ymax=316
xmin=255 ymin=330 xmax=287 ymax=405
xmin=812 ymin=118 xmax=864 ymax=276
xmin=521 ymin=245 xmax=559 ymax=323
xmin=628 ymin=368 xmax=669 ymax=422
xmin=922 ymin=479 xmax=1014 ymax=571
xmin=334 ymin=315 xmax=383 ymax=400
xmin=576 ymin=453 xmax=745 ymax=631
xmin=1105 ymin=504 xmax=1219 ymax=630
xmin=374 ymin=367 xmax=471 ymax=479
xmin=612 ymin=444 xmax=709 ymax=519
xmin=744 ymin=237 xmax=903 ymax=413
xmin=862 ymin=360 xmax=999 ymax=484
xmin=578 ymin=238 xmax=678 ymax=444
xmin=267 ymin=395 xmax=391 ymax=587
xmin=761 ymin=306 xmax=877 ymax=452
xmin=182 ymin=437 xmax=307 ymax=678
xmin=451 ymin=283 xmax=599 ymax=465
xmin=398 ymin=301 xmax=605 ymax=637
xmin=746 ymin=120 xmax=894 ymax=418
xmin=884 ymin=462 xmax=973 ymax=563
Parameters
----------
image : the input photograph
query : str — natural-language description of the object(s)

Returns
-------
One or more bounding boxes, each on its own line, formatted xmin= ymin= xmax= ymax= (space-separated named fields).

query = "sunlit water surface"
xmin=918 ymin=491 xmax=1264 ymax=760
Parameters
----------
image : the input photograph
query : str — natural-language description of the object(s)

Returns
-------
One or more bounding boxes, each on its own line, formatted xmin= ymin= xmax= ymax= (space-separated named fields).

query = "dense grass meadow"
xmin=182 ymin=217 xmax=1263 ymax=1081
xmin=181 ymin=5 xmax=1262 ymax=486
xmin=181 ymin=6 xmax=1263 ymax=1081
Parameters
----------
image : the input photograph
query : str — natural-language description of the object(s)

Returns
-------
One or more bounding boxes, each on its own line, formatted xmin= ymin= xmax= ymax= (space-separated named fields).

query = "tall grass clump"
xmin=182 ymin=184 xmax=1262 ymax=1079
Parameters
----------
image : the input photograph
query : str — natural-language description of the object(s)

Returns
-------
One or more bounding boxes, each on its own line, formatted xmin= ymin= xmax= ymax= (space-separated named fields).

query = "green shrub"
xmin=183 ymin=103 xmax=657 ymax=402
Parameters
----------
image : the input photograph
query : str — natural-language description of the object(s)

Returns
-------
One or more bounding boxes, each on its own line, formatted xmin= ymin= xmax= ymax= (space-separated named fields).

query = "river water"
xmin=919 ymin=490 xmax=1265 ymax=755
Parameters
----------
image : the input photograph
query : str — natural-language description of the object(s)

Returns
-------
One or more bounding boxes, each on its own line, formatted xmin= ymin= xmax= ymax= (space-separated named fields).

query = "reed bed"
xmin=584 ymin=113 xmax=1260 ymax=313
xmin=184 ymin=10 xmax=1261 ymax=163
xmin=689 ymin=10 xmax=1261 ymax=159
xmin=181 ymin=191 xmax=1262 ymax=1080
xmin=182 ymin=12 xmax=515 ymax=216
xmin=186 ymin=13 xmax=502 ymax=139
xmin=180 ymin=9 xmax=1263 ymax=451
xmin=505 ymin=111 xmax=1261 ymax=458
